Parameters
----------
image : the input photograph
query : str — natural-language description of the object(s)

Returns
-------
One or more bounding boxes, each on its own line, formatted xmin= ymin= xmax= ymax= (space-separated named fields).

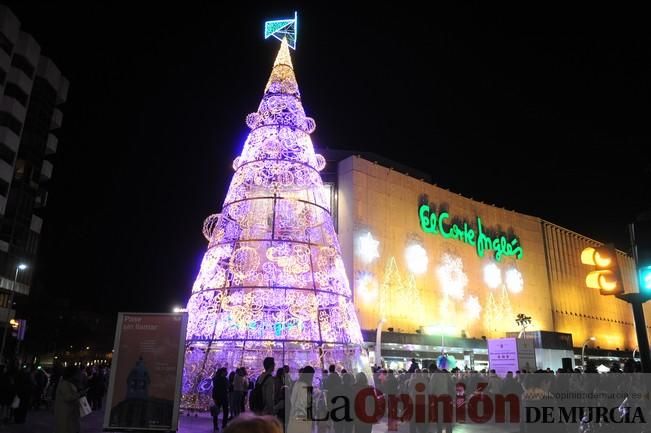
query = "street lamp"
xmin=1 ymin=263 xmax=28 ymax=362
xmin=375 ymin=318 xmax=386 ymax=368
xmin=582 ymin=336 xmax=596 ymax=371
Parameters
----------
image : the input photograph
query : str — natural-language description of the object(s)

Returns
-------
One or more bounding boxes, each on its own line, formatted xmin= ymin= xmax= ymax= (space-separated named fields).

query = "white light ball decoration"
xmin=436 ymin=253 xmax=468 ymax=300
xmin=356 ymin=272 xmax=378 ymax=303
xmin=505 ymin=268 xmax=524 ymax=294
xmin=314 ymin=154 xmax=326 ymax=171
xmin=357 ymin=232 xmax=380 ymax=264
xmin=229 ymin=246 xmax=260 ymax=280
xmin=483 ymin=263 xmax=502 ymax=289
xmin=405 ymin=244 xmax=428 ymax=275
xmin=464 ymin=296 xmax=482 ymax=320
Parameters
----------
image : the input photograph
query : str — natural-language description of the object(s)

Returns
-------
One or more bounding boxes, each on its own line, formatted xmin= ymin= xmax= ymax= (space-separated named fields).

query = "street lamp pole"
xmin=375 ymin=318 xmax=385 ymax=368
xmin=1 ymin=264 xmax=27 ymax=363
xmin=581 ymin=336 xmax=596 ymax=371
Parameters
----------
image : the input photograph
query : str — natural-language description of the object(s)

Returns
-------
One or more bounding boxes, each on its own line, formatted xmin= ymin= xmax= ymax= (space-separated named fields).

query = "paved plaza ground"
xmin=0 ymin=407 xmax=520 ymax=433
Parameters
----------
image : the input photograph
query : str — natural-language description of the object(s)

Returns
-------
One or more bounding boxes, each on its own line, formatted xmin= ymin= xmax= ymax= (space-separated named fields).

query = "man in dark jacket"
xmin=212 ymin=367 xmax=229 ymax=431
xmin=254 ymin=357 xmax=276 ymax=415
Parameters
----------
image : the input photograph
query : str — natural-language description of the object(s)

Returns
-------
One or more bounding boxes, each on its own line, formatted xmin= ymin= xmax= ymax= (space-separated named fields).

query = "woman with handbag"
xmin=55 ymin=366 xmax=86 ymax=433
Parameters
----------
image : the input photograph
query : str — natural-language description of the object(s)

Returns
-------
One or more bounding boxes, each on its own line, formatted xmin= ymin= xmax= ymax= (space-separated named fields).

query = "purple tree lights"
xmin=182 ymin=39 xmax=365 ymax=409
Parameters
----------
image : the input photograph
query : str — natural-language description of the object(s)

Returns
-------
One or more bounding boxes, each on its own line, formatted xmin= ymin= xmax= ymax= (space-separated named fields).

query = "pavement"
xmin=0 ymin=408 xmax=214 ymax=433
xmin=0 ymin=408 xmax=520 ymax=433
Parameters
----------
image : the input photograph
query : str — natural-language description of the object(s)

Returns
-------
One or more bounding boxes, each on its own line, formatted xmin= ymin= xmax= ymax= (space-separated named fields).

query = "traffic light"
xmin=640 ymin=266 xmax=651 ymax=295
xmin=633 ymin=218 xmax=651 ymax=296
xmin=580 ymin=245 xmax=623 ymax=295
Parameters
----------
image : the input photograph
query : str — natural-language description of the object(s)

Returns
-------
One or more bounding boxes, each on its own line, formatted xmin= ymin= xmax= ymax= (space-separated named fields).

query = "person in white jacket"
xmin=288 ymin=366 xmax=315 ymax=433
xmin=55 ymin=366 xmax=86 ymax=433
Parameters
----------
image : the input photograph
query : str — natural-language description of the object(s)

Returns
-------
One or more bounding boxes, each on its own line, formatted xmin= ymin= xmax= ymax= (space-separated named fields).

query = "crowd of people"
xmin=0 ymin=355 xmax=648 ymax=433
xmin=210 ymin=356 xmax=648 ymax=433
xmin=0 ymin=360 xmax=108 ymax=428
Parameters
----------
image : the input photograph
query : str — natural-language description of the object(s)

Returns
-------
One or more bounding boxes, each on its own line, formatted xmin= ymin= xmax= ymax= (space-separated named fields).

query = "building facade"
xmin=324 ymin=153 xmax=648 ymax=370
xmin=0 ymin=5 xmax=68 ymax=330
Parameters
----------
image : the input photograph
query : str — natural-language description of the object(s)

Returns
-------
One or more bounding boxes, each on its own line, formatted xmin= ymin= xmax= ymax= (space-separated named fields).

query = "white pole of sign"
xmin=103 ymin=312 xmax=125 ymax=430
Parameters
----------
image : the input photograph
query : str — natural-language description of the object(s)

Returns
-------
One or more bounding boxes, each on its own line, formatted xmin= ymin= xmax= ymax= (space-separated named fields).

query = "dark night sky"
xmin=5 ymin=3 xmax=650 ymax=315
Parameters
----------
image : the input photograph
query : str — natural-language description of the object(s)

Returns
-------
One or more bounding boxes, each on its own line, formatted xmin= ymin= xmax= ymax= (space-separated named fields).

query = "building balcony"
xmin=14 ymin=31 xmax=40 ymax=73
xmin=7 ymin=66 xmax=33 ymax=96
xmin=45 ymin=133 xmax=58 ymax=155
xmin=0 ymin=96 xmax=27 ymax=124
xmin=0 ymin=158 xmax=12 ymax=183
xmin=0 ymin=5 xmax=20 ymax=46
xmin=33 ymin=190 xmax=48 ymax=208
xmin=0 ymin=126 xmax=19 ymax=153
xmin=0 ymin=276 xmax=29 ymax=296
xmin=0 ymin=48 xmax=10 ymax=75
xmin=57 ymin=76 xmax=69 ymax=104
xmin=50 ymin=107 xmax=63 ymax=130
xmin=37 ymin=56 xmax=62 ymax=93
xmin=30 ymin=214 xmax=43 ymax=234
xmin=40 ymin=160 xmax=53 ymax=181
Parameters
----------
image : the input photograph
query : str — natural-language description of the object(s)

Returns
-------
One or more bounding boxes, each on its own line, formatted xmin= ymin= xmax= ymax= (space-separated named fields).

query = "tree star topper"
xmin=265 ymin=11 xmax=298 ymax=49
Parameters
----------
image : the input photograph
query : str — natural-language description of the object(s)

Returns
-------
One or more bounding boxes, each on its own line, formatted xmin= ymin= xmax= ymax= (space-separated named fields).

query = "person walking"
xmin=0 ymin=364 xmax=15 ymax=423
xmin=232 ymin=367 xmax=249 ymax=417
xmin=340 ymin=373 xmax=355 ymax=433
xmin=273 ymin=367 xmax=287 ymax=427
xmin=12 ymin=366 xmax=34 ymax=424
xmin=88 ymin=368 xmax=106 ymax=411
xmin=212 ymin=367 xmax=230 ymax=431
xmin=288 ymin=366 xmax=315 ymax=433
xmin=54 ymin=366 xmax=86 ymax=433
xmin=253 ymin=358 xmax=276 ymax=415
xmin=352 ymin=372 xmax=375 ymax=433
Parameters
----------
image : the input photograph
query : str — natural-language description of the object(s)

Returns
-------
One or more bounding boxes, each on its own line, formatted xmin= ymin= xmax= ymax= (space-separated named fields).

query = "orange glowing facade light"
xmin=580 ymin=245 xmax=623 ymax=295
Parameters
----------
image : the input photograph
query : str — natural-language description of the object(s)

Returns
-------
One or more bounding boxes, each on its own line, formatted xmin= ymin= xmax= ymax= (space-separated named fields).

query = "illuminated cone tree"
xmin=182 ymin=39 xmax=365 ymax=408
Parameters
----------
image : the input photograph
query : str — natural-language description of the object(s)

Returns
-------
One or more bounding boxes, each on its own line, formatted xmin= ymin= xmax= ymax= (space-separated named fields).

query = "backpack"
xmin=250 ymin=374 xmax=271 ymax=413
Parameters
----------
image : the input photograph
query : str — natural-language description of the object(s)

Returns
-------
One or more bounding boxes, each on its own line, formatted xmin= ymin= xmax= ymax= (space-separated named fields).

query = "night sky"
xmin=6 ymin=3 xmax=650 ymax=316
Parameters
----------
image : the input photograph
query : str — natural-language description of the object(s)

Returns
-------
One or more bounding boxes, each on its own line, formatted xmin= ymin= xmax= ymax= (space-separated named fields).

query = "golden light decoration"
xmin=464 ymin=295 xmax=482 ymax=320
xmin=405 ymin=243 xmax=428 ymax=275
xmin=483 ymin=262 xmax=502 ymax=289
xmin=436 ymin=253 xmax=468 ymax=300
xmin=356 ymin=272 xmax=378 ymax=302
xmin=505 ymin=268 xmax=524 ymax=293
xmin=357 ymin=232 xmax=380 ymax=264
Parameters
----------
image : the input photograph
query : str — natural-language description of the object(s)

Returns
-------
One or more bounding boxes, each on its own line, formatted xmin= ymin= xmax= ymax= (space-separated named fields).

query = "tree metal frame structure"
xmin=182 ymin=38 xmax=365 ymax=409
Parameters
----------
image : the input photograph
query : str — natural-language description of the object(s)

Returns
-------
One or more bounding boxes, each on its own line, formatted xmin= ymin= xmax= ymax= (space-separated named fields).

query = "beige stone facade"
xmin=336 ymin=155 xmax=650 ymax=350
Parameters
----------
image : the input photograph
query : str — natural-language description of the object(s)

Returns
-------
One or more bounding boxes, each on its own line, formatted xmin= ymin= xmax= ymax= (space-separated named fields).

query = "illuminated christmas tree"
xmin=484 ymin=292 xmax=500 ymax=337
xmin=182 ymin=37 xmax=365 ymax=408
xmin=377 ymin=257 xmax=424 ymax=326
xmin=404 ymin=274 xmax=424 ymax=325
xmin=379 ymin=257 xmax=399 ymax=319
